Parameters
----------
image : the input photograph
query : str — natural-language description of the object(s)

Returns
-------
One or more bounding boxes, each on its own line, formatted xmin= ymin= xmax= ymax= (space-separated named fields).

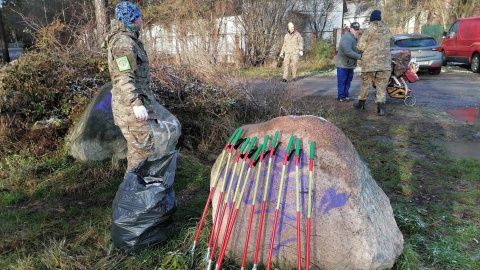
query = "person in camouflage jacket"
xmin=104 ymin=1 xmax=181 ymax=171
xmin=353 ymin=10 xmax=392 ymax=116
xmin=280 ymin=22 xmax=304 ymax=82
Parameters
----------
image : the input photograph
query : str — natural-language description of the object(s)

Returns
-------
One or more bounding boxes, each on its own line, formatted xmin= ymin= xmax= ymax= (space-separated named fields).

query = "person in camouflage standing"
xmin=280 ymin=22 xmax=304 ymax=82
xmin=353 ymin=10 xmax=392 ymax=116
xmin=104 ymin=1 xmax=181 ymax=171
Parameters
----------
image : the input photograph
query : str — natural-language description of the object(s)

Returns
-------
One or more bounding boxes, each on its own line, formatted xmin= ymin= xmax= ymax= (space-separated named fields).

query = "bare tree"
xmin=382 ymin=0 xmax=417 ymax=33
xmin=347 ymin=0 xmax=373 ymax=23
xmin=381 ymin=0 xmax=479 ymax=34
xmin=300 ymin=0 xmax=339 ymax=40
xmin=449 ymin=0 xmax=479 ymax=20
xmin=239 ymin=0 xmax=297 ymax=66
xmin=94 ymin=0 xmax=109 ymax=45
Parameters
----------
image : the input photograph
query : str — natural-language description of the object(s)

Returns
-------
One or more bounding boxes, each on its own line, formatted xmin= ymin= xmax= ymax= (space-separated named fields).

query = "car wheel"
xmin=429 ymin=68 xmax=441 ymax=75
xmin=471 ymin=53 xmax=480 ymax=73
xmin=442 ymin=52 xmax=447 ymax=66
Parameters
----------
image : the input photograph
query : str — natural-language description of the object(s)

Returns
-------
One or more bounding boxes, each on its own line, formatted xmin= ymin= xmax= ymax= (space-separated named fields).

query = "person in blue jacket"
xmin=335 ymin=22 xmax=362 ymax=102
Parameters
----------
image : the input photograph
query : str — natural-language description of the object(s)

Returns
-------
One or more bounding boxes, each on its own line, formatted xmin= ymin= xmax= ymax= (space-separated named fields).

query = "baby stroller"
xmin=372 ymin=50 xmax=419 ymax=106
xmin=386 ymin=50 xmax=419 ymax=106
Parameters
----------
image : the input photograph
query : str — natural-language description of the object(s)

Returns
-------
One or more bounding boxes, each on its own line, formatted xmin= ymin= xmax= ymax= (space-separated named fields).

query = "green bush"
xmin=310 ymin=39 xmax=334 ymax=61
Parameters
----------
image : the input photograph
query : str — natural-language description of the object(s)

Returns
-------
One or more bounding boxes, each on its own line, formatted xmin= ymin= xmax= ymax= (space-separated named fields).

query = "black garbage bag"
xmin=112 ymin=150 xmax=178 ymax=253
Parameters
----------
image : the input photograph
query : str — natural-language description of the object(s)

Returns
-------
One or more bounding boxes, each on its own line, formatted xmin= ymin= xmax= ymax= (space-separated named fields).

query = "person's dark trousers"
xmin=337 ymin=67 xmax=354 ymax=100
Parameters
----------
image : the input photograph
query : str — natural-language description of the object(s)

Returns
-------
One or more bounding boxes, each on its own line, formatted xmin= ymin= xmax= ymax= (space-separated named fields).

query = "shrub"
xmin=310 ymin=39 xmax=334 ymax=61
xmin=0 ymin=51 xmax=108 ymax=121
xmin=148 ymin=62 xmax=304 ymax=162
xmin=0 ymin=51 xmax=109 ymax=155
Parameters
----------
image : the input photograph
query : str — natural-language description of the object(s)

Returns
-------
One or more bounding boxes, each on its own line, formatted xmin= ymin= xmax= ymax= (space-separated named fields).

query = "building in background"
xmin=142 ymin=0 xmax=346 ymax=65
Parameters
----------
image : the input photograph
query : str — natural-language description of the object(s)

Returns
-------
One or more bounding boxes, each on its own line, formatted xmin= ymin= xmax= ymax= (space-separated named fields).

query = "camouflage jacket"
xmin=357 ymin=21 xmax=392 ymax=72
xmin=280 ymin=31 xmax=304 ymax=55
xmin=104 ymin=19 xmax=162 ymax=125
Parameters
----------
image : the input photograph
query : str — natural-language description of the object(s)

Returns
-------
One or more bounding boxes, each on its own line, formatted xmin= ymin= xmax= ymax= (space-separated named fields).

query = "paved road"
xmin=249 ymin=65 xmax=480 ymax=112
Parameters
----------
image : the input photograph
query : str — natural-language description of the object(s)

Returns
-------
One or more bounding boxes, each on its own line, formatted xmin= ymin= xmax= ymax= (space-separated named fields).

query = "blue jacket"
xmin=335 ymin=31 xmax=362 ymax=69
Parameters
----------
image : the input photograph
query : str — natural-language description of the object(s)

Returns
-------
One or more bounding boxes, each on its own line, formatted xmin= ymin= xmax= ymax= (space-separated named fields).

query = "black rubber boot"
xmin=377 ymin=102 xmax=386 ymax=116
xmin=353 ymin=100 xmax=365 ymax=109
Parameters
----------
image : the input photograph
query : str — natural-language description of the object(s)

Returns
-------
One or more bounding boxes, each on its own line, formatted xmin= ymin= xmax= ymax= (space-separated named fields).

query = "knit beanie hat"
xmin=115 ymin=1 xmax=142 ymax=25
xmin=370 ymin=10 xmax=382 ymax=22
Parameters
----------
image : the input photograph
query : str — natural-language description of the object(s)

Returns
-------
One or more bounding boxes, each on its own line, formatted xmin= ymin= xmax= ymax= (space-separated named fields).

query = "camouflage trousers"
xmin=117 ymin=119 xmax=154 ymax=171
xmin=283 ymin=53 xmax=299 ymax=80
xmin=358 ymin=71 xmax=391 ymax=103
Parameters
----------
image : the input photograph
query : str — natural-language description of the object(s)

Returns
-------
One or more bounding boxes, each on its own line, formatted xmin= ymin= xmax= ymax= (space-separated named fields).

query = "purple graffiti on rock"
xmin=93 ymin=93 xmax=112 ymax=113
xmin=318 ymin=187 xmax=348 ymax=214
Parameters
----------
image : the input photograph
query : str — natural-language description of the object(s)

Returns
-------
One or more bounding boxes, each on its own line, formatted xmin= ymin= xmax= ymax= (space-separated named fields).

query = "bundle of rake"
xmin=190 ymin=129 xmax=316 ymax=270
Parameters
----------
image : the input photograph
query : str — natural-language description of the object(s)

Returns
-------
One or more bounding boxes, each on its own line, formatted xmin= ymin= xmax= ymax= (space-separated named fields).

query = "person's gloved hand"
xmin=299 ymin=51 xmax=303 ymax=56
xmin=133 ymin=105 xmax=148 ymax=121
xmin=279 ymin=52 xmax=284 ymax=59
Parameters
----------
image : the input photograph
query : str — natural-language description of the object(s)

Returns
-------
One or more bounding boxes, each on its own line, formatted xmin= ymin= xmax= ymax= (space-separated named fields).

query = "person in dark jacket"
xmin=335 ymin=22 xmax=362 ymax=102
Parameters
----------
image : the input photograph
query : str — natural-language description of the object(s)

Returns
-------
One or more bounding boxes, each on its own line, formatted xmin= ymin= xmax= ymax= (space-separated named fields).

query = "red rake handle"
xmin=253 ymin=201 xmax=267 ymax=265
xmin=266 ymin=209 xmax=280 ymax=270
xmin=207 ymin=191 xmax=224 ymax=250
xmin=209 ymin=201 xmax=228 ymax=261
xmin=241 ymin=204 xmax=256 ymax=268
xmin=306 ymin=218 xmax=311 ymax=270
xmin=306 ymin=141 xmax=315 ymax=270
xmin=191 ymin=128 xmax=241 ymax=266
xmin=193 ymin=187 xmax=214 ymax=242
xmin=253 ymin=131 xmax=279 ymax=268
xmin=267 ymin=135 xmax=294 ymax=270
xmin=296 ymin=211 xmax=302 ymax=270
xmin=210 ymin=137 xmax=251 ymax=260
xmin=294 ymin=137 xmax=302 ymax=270
xmin=241 ymin=142 xmax=267 ymax=268
xmin=216 ymin=206 xmax=240 ymax=269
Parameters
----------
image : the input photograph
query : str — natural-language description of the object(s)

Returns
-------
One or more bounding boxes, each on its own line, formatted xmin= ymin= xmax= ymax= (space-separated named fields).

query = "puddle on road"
xmin=447 ymin=107 xmax=480 ymax=123
xmin=445 ymin=107 xmax=479 ymax=159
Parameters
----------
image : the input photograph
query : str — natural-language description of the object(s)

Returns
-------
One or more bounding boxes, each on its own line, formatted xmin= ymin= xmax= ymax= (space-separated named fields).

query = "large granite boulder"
xmin=67 ymin=82 xmax=181 ymax=162
xmin=210 ymin=115 xmax=404 ymax=270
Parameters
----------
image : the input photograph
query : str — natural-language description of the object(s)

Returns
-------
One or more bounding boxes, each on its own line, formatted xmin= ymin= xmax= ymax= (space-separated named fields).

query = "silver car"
xmin=390 ymin=34 xmax=443 ymax=75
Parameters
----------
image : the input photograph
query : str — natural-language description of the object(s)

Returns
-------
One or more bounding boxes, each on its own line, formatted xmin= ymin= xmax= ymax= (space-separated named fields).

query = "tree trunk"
xmin=94 ymin=0 xmax=109 ymax=46
xmin=413 ymin=2 xmax=421 ymax=33
xmin=0 ymin=9 xmax=10 ymax=63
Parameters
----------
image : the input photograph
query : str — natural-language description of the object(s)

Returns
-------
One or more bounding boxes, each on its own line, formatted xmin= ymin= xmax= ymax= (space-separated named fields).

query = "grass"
xmin=1 ymin=67 xmax=479 ymax=269
xmin=234 ymin=55 xmax=335 ymax=78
